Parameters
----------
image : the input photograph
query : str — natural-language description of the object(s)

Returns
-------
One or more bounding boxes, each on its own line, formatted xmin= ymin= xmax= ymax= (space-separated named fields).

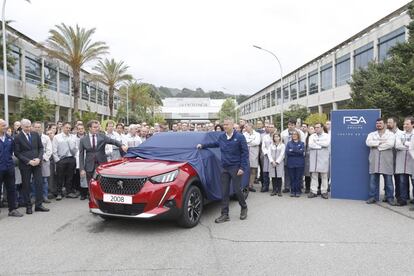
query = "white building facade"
xmin=0 ymin=25 xmax=121 ymax=122
xmin=239 ymin=3 xmax=411 ymax=123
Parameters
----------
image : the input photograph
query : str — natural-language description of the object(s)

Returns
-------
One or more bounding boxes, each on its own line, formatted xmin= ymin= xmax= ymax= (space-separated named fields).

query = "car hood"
xmin=97 ymin=158 xmax=187 ymax=177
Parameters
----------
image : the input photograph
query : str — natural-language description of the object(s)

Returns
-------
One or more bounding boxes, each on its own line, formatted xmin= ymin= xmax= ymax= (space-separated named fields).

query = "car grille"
xmin=99 ymin=176 xmax=147 ymax=195
xmin=98 ymin=201 xmax=146 ymax=216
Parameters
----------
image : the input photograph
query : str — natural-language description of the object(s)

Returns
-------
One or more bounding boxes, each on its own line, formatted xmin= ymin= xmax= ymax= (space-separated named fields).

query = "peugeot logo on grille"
xmin=116 ymin=180 xmax=124 ymax=189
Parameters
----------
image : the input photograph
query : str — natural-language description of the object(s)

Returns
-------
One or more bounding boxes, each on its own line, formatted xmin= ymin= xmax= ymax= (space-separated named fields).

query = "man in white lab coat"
xmin=366 ymin=118 xmax=396 ymax=205
xmin=244 ymin=123 xmax=261 ymax=192
xmin=307 ymin=123 xmax=330 ymax=199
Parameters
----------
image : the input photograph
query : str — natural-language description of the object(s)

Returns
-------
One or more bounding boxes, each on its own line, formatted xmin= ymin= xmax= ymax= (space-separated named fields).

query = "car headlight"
xmin=150 ymin=170 xmax=179 ymax=184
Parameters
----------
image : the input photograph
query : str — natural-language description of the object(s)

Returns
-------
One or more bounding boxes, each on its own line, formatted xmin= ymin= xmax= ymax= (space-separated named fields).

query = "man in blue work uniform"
xmin=197 ymin=117 xmax=249 ymax=223
xmin=0 ymin=119 xmax=23 ymax=217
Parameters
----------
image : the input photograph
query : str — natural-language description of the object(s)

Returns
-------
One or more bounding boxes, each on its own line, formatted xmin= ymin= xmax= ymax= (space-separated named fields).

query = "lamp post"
xmin=2 ymin=0 xmax=30 ymax=124
xmin=253 ymin=45 xmax=284 ymax=130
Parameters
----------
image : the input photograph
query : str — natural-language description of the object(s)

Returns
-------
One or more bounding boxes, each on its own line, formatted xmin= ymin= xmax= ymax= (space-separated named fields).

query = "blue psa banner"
xmin=330 ymin=109 xmax=381 ymax=200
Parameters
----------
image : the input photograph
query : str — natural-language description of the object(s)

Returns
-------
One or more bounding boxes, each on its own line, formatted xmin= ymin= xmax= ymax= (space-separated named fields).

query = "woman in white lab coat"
xmin=268 ymin=133 xmax=285 ymax=196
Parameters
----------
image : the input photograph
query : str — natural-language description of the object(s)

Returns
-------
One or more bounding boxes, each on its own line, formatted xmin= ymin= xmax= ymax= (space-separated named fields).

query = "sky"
xmin=7 ymin=0 xmax=411 ymax=95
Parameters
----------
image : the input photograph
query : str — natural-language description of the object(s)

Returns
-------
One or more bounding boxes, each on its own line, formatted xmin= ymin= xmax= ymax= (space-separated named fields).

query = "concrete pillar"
xmin=373 ymin=38 xmax=379 ymax=62
xmin=67 ymin=108 xmax=72 ymax=122
xmin=317 ymin=61 xmax=321 ymax=94
xmin=332 ymin=54 xmax=336 ymax=89
xmin=332 ymin=102 xmax=338 ymax=111
xmin=40 ymin=58 xmax=45 ymax=87
xmin=350 ymin=50 xmax=355 ymax=75
xmin=318 ymin=105 xmax=323 ymax=114
xmin=55 ymin=106 xmax=60 ymax=122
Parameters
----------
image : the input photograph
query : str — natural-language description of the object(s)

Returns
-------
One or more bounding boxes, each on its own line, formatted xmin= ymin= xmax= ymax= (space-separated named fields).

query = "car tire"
xmin=177 ymin=185 xmax=203 ymax=228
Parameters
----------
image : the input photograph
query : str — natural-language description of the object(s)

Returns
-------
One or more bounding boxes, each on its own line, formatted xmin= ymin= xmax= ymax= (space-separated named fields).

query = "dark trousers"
xmin=394 ymin=174 xmax=401 ymax=199
xmin=262 ymin=172 xmax=270 ymax=190
xmin=73 ymin=169 xmax=80 ymax=192
xmin=21 ymin=165 xmax=43 ymax=207
xmin=55 ymin=157 xmax=76 ymax=195
xmin=271 ymin=177 xmax=282 ymax=193
xmin=305 ymin=176 xmax=311 ymax=191
xmin=0 ymin=168 xmax=17 ymax=211
xmin=398 ymin=174 xmax=410 ymax=202
xmin=288 ymin=167 xmax=304 ymax=195
xmin=220 ymin=167 xmax=247 ymax=215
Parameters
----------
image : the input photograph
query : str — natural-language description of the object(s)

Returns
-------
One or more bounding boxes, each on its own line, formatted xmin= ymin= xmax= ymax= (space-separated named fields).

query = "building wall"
xmin=0 ymin=25 xmax=121 ymax=122
xmin=239 ymin=5 xmax=411 ymax=122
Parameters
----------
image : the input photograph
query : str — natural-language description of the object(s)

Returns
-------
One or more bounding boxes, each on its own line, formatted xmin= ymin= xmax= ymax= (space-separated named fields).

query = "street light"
xmin=253 ymin=45 xmax=284 ymax=130
xmin=2 ymin=0 xmax=30 ymax=124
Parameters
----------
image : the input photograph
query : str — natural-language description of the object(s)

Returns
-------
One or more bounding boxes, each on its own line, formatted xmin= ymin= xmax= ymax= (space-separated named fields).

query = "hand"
xmin=33 ymin=158 xmax=41 ymax=166
xmin=121 ymin=145 xmax=128 ymax=152
xmin=28 ymin=160 xmax=36 ymax=166
xmin=196 ymin=144 xmax=202 ymax=149
xmin=80 ymin=170 xmax=86 ymax=177
xmin=237 ymin=169 xmax=244 ymax=176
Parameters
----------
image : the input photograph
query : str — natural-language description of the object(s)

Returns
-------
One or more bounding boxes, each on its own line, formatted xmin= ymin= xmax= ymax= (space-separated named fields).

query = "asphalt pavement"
xmin=1 ymin=184 xmax=414 ymax=276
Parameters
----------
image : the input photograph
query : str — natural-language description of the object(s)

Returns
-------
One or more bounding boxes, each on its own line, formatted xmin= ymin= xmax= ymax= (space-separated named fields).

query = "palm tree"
xmin=93 ymin=58 xmax=132 ymax=117
xmin=41 ymin=23 xmax=109 ymax=117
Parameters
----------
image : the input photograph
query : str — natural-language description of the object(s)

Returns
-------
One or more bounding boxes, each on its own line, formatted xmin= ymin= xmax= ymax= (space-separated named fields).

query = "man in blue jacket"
xmin=197 ymin=118 xmax=249 ymax=223
xmin=0 ymin=119 xmax=23 ymax=217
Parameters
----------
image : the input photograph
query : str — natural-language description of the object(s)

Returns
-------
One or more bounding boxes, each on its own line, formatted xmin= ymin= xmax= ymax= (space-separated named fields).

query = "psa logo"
xmin=343 ymin=116 xmax=367 ymax=125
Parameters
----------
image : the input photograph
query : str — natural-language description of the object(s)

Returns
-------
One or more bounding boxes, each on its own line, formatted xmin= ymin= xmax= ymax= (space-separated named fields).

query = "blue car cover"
xmin=125 ymin=131 xmax=249 ymax=201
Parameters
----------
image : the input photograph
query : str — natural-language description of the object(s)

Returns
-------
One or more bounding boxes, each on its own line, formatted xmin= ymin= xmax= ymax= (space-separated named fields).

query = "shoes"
xmin=260 ymin=188 xmax=269 ymax=193
xmin=282 ymin=188 xmax=290 ymax=193
xmin=387 ymin=199 xmax=396 ymax=206
xmin=305 ymin=189 xmax=310 ymax=194
xmin=295 ymin=194 xmax=301 ymax=198
xmin=396 ymin=200 xmax=407 ymax=206
xmin=240 ymin=207 xmax=248 ymax=220
xmin=410 ymin=199 xmax=414 ymax=204
xmin=317 ymin=190 xmax=321 ymax=196
xmin=321 ymin=193 xmax=329 ymax=199
xmin=26 ymin=208 xmax=33 ymax=215
xmin=270 ymin=191 xmax=277 ymax=196
xmin=248 ymin=187 xmax=256 ymax=192
xmin=278 ymin=192 xmax=282 ymax=197
xmin=8 ymin=209 xmax=23 ymax=217
xmin=56 ymin=194 xmax=63 ymax=201
xmin=35 ymin=205 xmax=50 ymax=212
xmin=366 ymin=197 xmax=376 ymax=204
xmin=43 ymin=197 xmax=51 ymax=204
xmin=308 ymin=193 xmax=317 ymax=198
xmin=47 ymin=194 xmax=56 ymax=200
xmin=290 ymin=194 xmax=295 ymax=197
xmin=382 ymin=198 xmax=387 ymax=203
xmin=66 ymin=192 xmax=79 ymax=199
xmin=80 ymin=195 xmax=87 ymax=200
xmin=254 ymin=179 xmax=259 ymax=184
xmin=215 ymin=214 xmax=230 ymax=223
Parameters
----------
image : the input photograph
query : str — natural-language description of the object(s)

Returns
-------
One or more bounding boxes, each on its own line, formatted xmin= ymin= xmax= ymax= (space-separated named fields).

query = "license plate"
xmin=103 ymin=194 xmax=132 ymax=205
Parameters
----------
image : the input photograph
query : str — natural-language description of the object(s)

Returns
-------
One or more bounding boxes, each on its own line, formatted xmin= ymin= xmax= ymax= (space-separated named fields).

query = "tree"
xmin=19 ymin=84 xmax=56 ymax=122
xmin=273 ymin=104 xmax=310 ymax=130
xmin=0 ymin=34 xmax=17 ymax=72
xmin=41 ymin=23 xmax=109 ymax=118
xmin=77 ymin=105 xmax=99 ymax=126
xmin=348 ymin=3 xmax=414 ymax=120
xmin=218 ymin=98 xmax=236 ymax=122
xmin=118 ymin=81 xmax=163 ymax=123
xmin=305 ymin=113 xmax=328 ymax=126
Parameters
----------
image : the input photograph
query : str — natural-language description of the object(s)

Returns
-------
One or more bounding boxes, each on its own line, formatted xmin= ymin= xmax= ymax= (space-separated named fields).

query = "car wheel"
xmin=177 ymin=185 xmax=203 ymax=228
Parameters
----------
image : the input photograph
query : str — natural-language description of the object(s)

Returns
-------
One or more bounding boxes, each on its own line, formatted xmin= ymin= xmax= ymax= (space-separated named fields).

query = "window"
xmin=308 ymin=70 xmax=318 ymax=95
xmin=354 ymin=42 xmax=373 ymax=70
xmin=271 ymin=90 xmax=275 ymax=106
xmin=262 ymin=95 xmax=266 ymax=109
xmin=378 ymin=27 xmax=405 ymax=62
xmin=290 ymin=81 xmax=297 ymax=100
xmin=298 ymin=75 xmax=307 ymax=98
xmin=114 ymin=95 xmax=119 ymax=110
xmin=82 ymin=82 xmax=89 ymax=100
xmin=44 ymin=63 xmax=57 ymax=91
xmin=335 ymin=54 xmax=350 ymax=87
xmin=266 ymin=93 xmax=270 ymax=108
xmin=276 ymin=88 xmax=281 ymax=104
xmin=25 ymin=53 xmax=41 ymax=85
xmin=90 ymin=86 xmax=97 ymax=103
xmin=283 ymin=85 xmax=289 ymax=101
xmin=320 ymin=63 xmax=332 ymax=91
xmin=103 ymin=90 xmax=108 ymax=106
xmin=8 ymin=45 xmax=21 ymax=80
xmin=97 ymin=88 xmax=103 ymax=105
xmin=59 ymin=72 xmax=69 ymax=94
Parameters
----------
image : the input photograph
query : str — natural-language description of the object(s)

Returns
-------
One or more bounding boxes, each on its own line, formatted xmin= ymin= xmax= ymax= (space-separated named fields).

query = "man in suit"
xmin=14 ymin=119 xmax=49 ymax=214
xmin=79 ymin=120 xmax=128 ymax=199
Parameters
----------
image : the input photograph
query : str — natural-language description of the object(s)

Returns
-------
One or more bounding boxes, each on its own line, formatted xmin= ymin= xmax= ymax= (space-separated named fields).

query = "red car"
xmin=89 ymin=132 xmax=248 ymax=228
